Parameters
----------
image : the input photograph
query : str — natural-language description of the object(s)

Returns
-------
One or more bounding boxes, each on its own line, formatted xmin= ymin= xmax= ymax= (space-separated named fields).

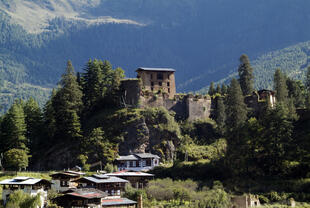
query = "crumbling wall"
xmin=120 ymin=79 xmax=141 ymax=107
xmin=186 ymin=95 xmax=212 ymax=121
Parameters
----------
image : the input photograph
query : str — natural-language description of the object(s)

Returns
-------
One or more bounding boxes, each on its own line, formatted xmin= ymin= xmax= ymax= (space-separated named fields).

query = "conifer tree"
xmin=23 ymin=98 xmax=44 ymax=154
xmin=208 ymin=82 xmax=215 ymax=96
xmin=216 ymin=84 xmax=221 ymax=94
xmin=52 ymin=61 xmax=83 ymax=142
xmin=306 ymin=67 xmax=310 ymax=109
xmin=0 ymin=100 xmax=27 ymax=152
xmin=221 ymin=84 xmax=227 ymax=95
xmin=215 ymin=97 xmax=226 ymax=135
xmin=43 ymin=89 xmax=57 ymax=144
xmin=274 ymin=69 xmax=288 ymax=104
xmin=238 ymin=54 xmax=254 ymax=96
xmin=225 ymin=78 xmax=248 ymax=130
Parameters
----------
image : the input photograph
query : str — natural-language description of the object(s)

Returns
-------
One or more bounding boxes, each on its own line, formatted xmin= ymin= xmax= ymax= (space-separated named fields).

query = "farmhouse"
xmin=0 ymin=177 xmax=51 ymax=207
xmin=106 ymin=170 xmax=154 ymax=189
xmin=50 ymin=170 xmax=85 ymax=192
xmin=74 ymin=174 xmax=128 ymax=198
xmin=116 ymin=153 xmax=160 ymax=172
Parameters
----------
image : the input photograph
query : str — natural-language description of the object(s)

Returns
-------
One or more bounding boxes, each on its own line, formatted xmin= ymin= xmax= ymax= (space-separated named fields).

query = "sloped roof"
xmin=135 ymin=153 xmax=160 ymax=159
xmin=116 ymin=153 xmax=160 ymax=161
xmin=136 ymin=67 xmax=176 ymax=72
xmin=76 ymin=175 xmax=128 ymax=184
xmin=102 ymin=197 xmax=137 ymax=206
xmin=0 ymin=177 xmax=51 ymax=185
xmin=106 ymin=170 xmax=154 ymax=177
xmin=66 ymin=188 xmax=107 ymax=199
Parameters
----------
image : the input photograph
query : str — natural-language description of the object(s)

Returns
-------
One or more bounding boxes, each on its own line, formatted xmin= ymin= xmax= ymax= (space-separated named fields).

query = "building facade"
xmin=136 ymin=67 xmax=176 ymax=98
xmin=0 ymin=177 xmax=51 ymax=207
xmin=116 ymin=153 xmax=160 ymax=172
xmin=50 ymin=170 xmax=85 ymax=192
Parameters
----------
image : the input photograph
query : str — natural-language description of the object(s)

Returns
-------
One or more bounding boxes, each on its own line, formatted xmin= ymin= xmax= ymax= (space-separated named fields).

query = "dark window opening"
xmin=157 ymin=73 xmax=163 ymax=80
xmin=151 ymin=82 xmax=154 ymax=86
xmin=168 ymin=88 xmax=170 ymax=93
xmin=151 ymin=87 xmax=154 ymax=91
xmin=167 ymin=82 xmax=170 ymax=87
xmin=159 ymin=82 xmax=162 ymax=86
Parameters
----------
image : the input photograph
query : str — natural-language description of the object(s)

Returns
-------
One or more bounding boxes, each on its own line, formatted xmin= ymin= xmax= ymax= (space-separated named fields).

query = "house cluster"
xmin=0 ymin=153 xmax=160 ymax=208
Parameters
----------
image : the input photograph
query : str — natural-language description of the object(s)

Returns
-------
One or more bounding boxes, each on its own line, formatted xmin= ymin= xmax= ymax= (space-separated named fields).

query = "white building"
xmin=0 ymin=177 xmax=51 ymax=207
xmin=116 ymin=153 xmax=160 ymax=171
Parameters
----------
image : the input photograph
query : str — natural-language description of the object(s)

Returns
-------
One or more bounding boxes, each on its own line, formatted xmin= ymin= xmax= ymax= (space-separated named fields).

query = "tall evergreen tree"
xmin=221 ymin=84 xmax=227 ymax=95
xmin=238 ymin=54 xmax=254 ymax=96
xmin=208 ymin=82 xmax=215 ymax=96
xmin=23 ymin=98 xmax=44 ymax=155
xmin=216 ymin=84 xmax=221 ymax=94
xmin=52 ymin=61 xmax=83 ymax=142
xmin=274 ymin=69 xmax=288 ymax=104
xmin=225 ymin=78 xmax=248 ymax=130
xmin=0 ymin=100 xmax=27 ymax=152
xmin=215 ymin=97 xmax=226 ymax=135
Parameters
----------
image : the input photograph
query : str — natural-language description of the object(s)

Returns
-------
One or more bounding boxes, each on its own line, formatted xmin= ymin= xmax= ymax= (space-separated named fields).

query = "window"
xmin=150 ymin=74 xmax=153 ymax=79
xmin=167 ymin=82 xmax=170 ymax=87
xmin=151 ymin=87 xmax=154 ymax=91
xmin=159 ymin=82 xmax=162 ymax=86
xmin=157 ymin=73 xmax=163 ymax=80
xmin=168 ymin=88 xmax=170 ymax=93
xmin=151 ymin=82 xmax=154 ymax=86
xmin=132 ymin=161 xmax=136 ymax=167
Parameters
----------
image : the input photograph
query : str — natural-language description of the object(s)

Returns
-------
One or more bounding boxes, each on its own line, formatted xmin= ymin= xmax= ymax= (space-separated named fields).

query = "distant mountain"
xmin=198 ymin=41 xmax=310 ymax=93
xmin=1 ymin=0 xmax=310 ymax=112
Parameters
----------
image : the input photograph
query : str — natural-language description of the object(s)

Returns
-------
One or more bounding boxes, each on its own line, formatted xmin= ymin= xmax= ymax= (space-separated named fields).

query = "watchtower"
xmin=136 ymin=67 xmax=176 ymax=98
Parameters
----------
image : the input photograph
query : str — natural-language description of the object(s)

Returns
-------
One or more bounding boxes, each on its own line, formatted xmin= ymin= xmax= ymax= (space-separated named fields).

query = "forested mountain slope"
xmin=1 ymin=0 xmax=310 ymax=112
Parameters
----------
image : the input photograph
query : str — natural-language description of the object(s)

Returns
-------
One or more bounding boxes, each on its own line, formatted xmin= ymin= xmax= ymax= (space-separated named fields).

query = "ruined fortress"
xmin=121 ymin=67 xmax=212 ymax=121
xmin=120 ymin=67 xmax=276 ymax=121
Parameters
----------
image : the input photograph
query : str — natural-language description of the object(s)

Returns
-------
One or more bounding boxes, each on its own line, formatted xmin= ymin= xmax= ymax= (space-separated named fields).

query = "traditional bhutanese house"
xmin=101 ymin=198 xmax=137 ymax=208
xmin=0 ymin=177 xmax=51 ymax=207
xmin=105 ymin=170 xmax=154 ymax=189
xmin=74 ymin=174 xmax=128 ymax=198
xmin=50 ymin=170 xmax=85 ymax=192
xmin=116 ymin=153 xmax=160 ymax=172
xmin=55 ymin=188 xmax=107 ymax=208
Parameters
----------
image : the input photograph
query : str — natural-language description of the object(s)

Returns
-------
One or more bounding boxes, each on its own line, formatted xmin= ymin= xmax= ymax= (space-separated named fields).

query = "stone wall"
xmin=120 ymin=79 xmax=212 ymax=121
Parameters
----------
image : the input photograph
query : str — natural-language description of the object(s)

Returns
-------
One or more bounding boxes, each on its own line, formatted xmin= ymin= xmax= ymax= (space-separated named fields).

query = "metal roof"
xmin=0 ymin=177 xmax=50 ymax=185
xmin=106 ymin=170 xmax=154 ymax=177
xmin=136 ymin=67 xmax=176 ymax=72
xmin=66 ymin=188 xmax=107 ymax=199
xmin=102 ymin=197 xmax=137 ymax=206
xmin=77 ymin=176 xmax=128 ymax=184
xmin=116 ymin=155 xmax=139 ymax=161
xmin=117 ymin=153 xmax=160 ymax=160
xmin=135 ymin=153 xmax=160 ymax=159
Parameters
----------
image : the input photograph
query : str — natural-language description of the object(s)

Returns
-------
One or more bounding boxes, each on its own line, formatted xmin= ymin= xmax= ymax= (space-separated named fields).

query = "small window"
xmin=159 ymin=82 xmax=162 ymax=86
xmin=167 ymin=82 xmax=170 ymax=87
xmin=151 ymin=87 xmax=154 ymax=91
xmin=168 ymin=88 xmax=170 ymax=93
xmin=157 ymin=73 xmax=163 ymax=80
xmin=151 ymin=82 xmax=154 ymax=86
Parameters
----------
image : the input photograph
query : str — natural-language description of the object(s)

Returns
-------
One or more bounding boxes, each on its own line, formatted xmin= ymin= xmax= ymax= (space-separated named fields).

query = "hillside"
xmin=2 ymin=0 xmax=310 ymax=112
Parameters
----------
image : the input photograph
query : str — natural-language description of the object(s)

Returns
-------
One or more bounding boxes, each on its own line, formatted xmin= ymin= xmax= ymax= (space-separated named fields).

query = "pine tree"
xmin=216 ymin=84 xmax=221 ymax=94
xmin=238 ymin=54 xmax=254 ymax=96
xmin=225 ymin=78 xmax=248 ymax=130
xmin=221 ymin=84 xmax=227 ymax=95
xmin=43 ymin=89 xmax=57 ymax=142
xmin=274 ymin=69 xmax=288 ymax=104
xmin=23 ymin=98 xmax=43 ymax=155
xmin=209 ymin=82 xmax=215 ymax=96
xmin=0 ymin=100 xmax=27 ymax=152
xmin=215 ymin=96 xmax=226 ymax=135
xmin=52 ymin=61 xmax=83 ymax=142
